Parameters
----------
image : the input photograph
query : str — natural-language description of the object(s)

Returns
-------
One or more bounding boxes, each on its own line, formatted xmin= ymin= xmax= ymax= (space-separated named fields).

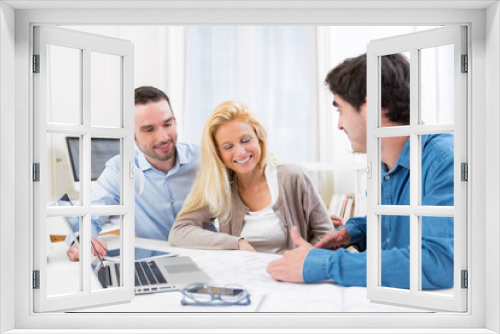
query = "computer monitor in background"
xmin=65 ymin=136 xmax=121 ymax=183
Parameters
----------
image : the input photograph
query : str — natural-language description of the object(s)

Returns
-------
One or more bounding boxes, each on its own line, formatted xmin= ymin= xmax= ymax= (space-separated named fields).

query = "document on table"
xmin=79 ymin=249 xmax=427 ymax=313
xmin=193 ymin=251 xmax=428 ymax=312
xmin=193 ymin=251 xmax=344 ymax=312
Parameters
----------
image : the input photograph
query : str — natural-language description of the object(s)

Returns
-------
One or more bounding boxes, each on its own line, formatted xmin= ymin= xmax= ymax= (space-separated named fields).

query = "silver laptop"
xmin=57 ymin=193 xmax=211 ymax=295
xmin=97 ymin=256 xmax=212 ymax=294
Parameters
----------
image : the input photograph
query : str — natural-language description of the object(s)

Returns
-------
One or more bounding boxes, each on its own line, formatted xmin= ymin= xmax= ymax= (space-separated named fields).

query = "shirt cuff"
xmin=65 ymin=222 xmax=100 ymax=247
xmin=303 ymin=248 xmax=335 ymax=283
xmin=343 ymin=217 xmax=365 ymax=242
xmin=65 ymin=234 xmax=75 ymax=247
xmin=91 ymin=223 xmax=101 ymax=239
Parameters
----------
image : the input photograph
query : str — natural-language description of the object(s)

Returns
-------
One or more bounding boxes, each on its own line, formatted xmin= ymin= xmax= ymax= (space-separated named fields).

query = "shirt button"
xmin=385 ymin=175 xmax=391 ymax=180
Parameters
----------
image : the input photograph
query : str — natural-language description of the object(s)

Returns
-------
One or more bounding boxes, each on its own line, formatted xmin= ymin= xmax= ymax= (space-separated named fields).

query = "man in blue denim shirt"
xmin=267 ymin=54 xmax=454 ymax=290
xmin=67 ymin=86 xmax=209 ymax=261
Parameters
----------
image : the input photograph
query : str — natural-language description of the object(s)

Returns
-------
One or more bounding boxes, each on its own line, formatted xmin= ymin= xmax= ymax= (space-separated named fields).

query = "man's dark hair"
xmin=135 ymin=86 xmax=171 ymax=108
xmin=325 ymin=53 xmax=410 ymax=125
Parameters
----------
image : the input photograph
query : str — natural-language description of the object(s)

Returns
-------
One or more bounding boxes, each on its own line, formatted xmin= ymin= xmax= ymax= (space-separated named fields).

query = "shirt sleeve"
xmin=299 ymin=169 xmax=335 ymax=244
xmin=303 ymin=248 xmax=367 ymax=286
xmin=89 ymin=158 xmax=122 ymax=237
xmin=303 ymin=245 xmax=411 ymax=288
xmin=64 ymin=159 xmax=121 ymax=246
xmin=169 ymin=206 xmax=240 ymax=250
xmin=342 ymin=216 xmax=367 ymax=251
xmin=301 ymin=217 xmax=369 ymax=285
xmin=305 ymin=137 xmax=455 ymax=290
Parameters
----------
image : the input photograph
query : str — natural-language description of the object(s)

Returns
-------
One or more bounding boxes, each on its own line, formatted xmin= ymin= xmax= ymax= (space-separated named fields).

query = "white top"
xmin=240 ymin=164 xmax=287 ymax=254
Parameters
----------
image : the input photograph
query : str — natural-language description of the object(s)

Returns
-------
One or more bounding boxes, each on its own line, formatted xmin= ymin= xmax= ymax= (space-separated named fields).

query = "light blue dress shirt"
xmin=303 ymin=133 xmax=455 ymax=290
xmin=89 ymin=142 xmax=200 ymax=240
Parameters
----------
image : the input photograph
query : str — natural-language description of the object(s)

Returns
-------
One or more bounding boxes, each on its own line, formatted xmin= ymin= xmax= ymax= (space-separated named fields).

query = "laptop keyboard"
xmin=135 ymin=261 xmax=168 ymax=286
xmin=99 ymin=261 xmax=168 ymax=288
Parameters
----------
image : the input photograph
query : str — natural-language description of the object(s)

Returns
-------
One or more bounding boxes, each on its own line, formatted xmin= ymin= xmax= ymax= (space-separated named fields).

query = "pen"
xmin=91 ymin=241 xmax=105 ymax=268
xmin=75 ymin=235 xmax=106 ymax=267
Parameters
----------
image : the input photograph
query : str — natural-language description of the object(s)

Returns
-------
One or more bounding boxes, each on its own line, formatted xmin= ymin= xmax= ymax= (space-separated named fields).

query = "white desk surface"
xmin=47 ymin=236 xmax=431 ymax=313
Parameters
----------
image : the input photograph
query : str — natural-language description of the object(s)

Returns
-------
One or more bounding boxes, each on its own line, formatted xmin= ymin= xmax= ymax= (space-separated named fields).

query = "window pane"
xmin=46 ymin=215 xmax=82 ymax=296
xmin=93 ymin=223 xmax=122 ymax=291
xmin=46 ymin=133 xmax=81 ymax=206
xmin=91 ymin=52 xmax=122 ymax=128
xmin=90 ymin=137 xmax=121 ymax=182
xmin=380 ymin=52 xmax=410 ymax=128
xmin=381 ymin=215 xmax=410 ymax=290
xmin=380 ymin=137 xmax=409 ymax=206
xmin=420 ymin=44 xmax=454 ymax=124
xmin=421 ymin=216 xmax=454 ymax=292
xmin=90 ymin=137 xmax=121 ymax=205
xmin=420 ymin=133 xmax=454 ymax=206
xmin=46 ymin=44 xmax=82 ymax=125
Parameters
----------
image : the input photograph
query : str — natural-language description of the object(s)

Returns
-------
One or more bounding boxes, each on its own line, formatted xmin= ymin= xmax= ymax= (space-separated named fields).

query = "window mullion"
xmin=366 ymin=50 xmax=381 ymax=294
xmin=121 ymin=48 xmax=135 ymax=294
xmin=409 ymin=132 xmax=419 ymax=294
xmin=81 ymin=47 xmax=92 ymax=295
xmin=409 ymin=47 xmax=420 ymax=294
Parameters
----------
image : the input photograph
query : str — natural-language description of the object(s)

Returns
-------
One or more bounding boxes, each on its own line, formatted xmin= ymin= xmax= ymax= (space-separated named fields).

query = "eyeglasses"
xmin=180 ymin=283 xmax=251 ymax=306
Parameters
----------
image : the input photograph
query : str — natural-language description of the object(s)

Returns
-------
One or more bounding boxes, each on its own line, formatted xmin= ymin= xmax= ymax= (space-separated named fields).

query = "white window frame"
xmin=32 ymin=25 xmax=136 ymax=312
xmin=366 ymin=26 xmax=468 ymax=312
xmin=1 ymin=2 xmax=498 ymax=333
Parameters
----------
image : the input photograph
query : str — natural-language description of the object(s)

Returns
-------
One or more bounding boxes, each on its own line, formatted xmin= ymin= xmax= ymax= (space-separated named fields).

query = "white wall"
xmin=0 ymin=2 xmax=16 ymax=333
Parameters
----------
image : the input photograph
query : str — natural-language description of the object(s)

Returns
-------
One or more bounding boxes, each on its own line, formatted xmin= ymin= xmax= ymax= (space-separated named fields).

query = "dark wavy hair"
xmin=325 ymin=53 xmax=410 ymax=125
xmin=134 ymin=86 xmax=171 ymax=109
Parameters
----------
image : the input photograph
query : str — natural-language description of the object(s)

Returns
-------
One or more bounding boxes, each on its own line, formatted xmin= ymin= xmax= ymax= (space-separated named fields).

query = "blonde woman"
xmin=169 ymin=101 xmax=334 ymax=254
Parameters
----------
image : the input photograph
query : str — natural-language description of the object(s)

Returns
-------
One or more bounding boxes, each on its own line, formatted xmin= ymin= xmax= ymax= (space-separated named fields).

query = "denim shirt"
xmin=303 ymin=133 xmax=455 ymax=289
xmin=73 ymin=143 xmax=200 ymax=241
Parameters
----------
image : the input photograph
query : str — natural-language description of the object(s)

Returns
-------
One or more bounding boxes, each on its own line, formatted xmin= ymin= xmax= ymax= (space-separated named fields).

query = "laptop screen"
xmin=66 ymin=137 xmax=121 ymax=182
xmin=106 ymin=247 xmax=174 ymax=261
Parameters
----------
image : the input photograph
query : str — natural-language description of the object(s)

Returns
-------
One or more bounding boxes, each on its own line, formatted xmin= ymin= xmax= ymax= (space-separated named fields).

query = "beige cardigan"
xmin=169 ymin=164 xmax=334 ymax=250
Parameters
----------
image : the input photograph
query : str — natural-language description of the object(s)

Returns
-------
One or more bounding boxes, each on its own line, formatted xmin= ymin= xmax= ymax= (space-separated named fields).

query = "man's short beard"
xmin=151 ymin=144 xmax=176 ymax=161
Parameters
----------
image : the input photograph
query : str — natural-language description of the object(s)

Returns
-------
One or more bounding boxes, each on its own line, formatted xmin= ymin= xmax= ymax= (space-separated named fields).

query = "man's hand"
xmin=238 ymin=238 xmax=257 ymax=252
xmin=266 ymin=226 xmax=313 ymax=283
xmin=66 ymin=236 xmax=108 ymax=262
xmin=331 ymin=214 xmax=345 ymax=229
xmin=314 ymin=228 xmax=351 ymax=250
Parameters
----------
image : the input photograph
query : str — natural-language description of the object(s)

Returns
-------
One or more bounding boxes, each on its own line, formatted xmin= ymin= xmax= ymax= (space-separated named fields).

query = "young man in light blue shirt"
xmin=67 ymin=86 xmax=207 ymax=261
xmin=267 ymin=54 xmax=454 ymax=290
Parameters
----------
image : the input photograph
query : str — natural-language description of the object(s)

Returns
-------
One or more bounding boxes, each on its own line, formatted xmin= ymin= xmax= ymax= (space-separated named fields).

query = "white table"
xmin=47 ymin=236 xmax=427 ymax=313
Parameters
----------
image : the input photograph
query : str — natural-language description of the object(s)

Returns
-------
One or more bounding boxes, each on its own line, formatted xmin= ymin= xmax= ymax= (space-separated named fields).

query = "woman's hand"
xmin=237 ymin=238 xmax=256 ymax=252
xmin=314 ymin=228 xmax=351 ymax=250
xmin=331 ymin=214 xmax=345 ymax=229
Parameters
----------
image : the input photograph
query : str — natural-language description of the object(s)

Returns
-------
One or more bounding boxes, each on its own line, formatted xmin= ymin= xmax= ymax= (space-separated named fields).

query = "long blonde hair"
xmin=178 ymin=101 xmax=271 ymax=223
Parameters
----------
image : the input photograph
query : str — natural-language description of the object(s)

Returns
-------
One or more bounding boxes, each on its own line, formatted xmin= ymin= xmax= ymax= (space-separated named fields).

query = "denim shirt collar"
xmin=382 ymin=134 xmax=430 ymax=175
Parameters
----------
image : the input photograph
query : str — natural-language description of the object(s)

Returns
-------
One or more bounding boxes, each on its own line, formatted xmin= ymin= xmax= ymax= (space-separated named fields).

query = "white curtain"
xmin=182 ymin=26 xmax=318 ymax=163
